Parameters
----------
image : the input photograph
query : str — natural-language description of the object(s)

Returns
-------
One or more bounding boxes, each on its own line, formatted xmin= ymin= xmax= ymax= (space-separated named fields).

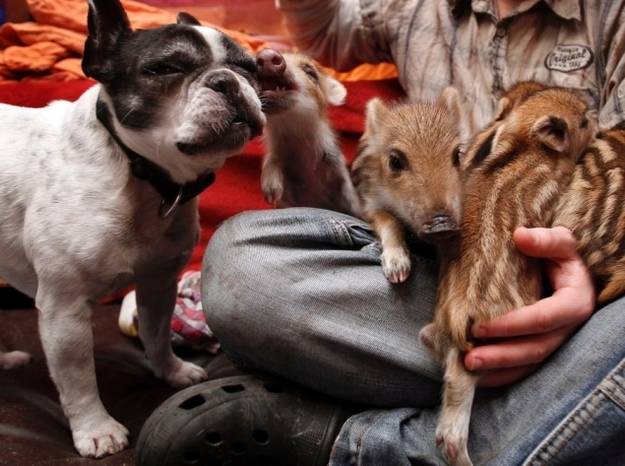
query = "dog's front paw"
xmin=0 ymin=350 xmax=32 ymax=370
xmin=435 ymin=424 xmax=472 ymax=466
xmin=73 ymin=417 xmax=129 ymax=458
xmin=381 ymin=247 xmax=412 ymax=284
xmin=261 ymin=168 xmax=284 ymax=205
xmin=163 ymin=358 xmax=208 ymax=388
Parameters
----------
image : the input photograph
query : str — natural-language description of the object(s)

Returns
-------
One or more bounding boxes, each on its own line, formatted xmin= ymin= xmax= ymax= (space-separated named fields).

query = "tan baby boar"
xmin=351 ymin=89 xmax=466 ymax=283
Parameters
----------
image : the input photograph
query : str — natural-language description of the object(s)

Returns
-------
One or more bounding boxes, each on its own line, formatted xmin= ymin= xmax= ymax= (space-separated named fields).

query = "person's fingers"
xmin=472 ymin=288 xmax=592 ymax=338
xmin=545 ymin=251 xmax=596 ymax=294
xmin=477 ymin=364 xmax=540 ymax=387
xmin=513 ymin=226 xmax=577 ymax=259
xmin=465 ymin=326 xmax=571 ymax=371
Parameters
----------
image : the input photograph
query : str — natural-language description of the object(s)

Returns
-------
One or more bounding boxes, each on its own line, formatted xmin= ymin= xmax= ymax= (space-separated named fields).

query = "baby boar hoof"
xmin=0 ymin=350 xmax=32 ymax=370
xmin=381 ymin=247 xmax=412 ymax=284
xmin=435 ymin=429 xmax=472 ymax=466
xmin=261 ymin=173 xmax=284 ymax=205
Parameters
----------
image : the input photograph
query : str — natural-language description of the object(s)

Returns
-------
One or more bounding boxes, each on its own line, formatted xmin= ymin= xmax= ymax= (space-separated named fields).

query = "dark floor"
xmin=0 ymin=294 xmax=217 ymax=466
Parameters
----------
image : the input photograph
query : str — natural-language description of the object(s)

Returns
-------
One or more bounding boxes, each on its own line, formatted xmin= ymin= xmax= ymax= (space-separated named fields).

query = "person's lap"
xmin=201 ymin=208 xmax=625 ymax=465
xmin=202 ymin=207 xmax=442 ymax=407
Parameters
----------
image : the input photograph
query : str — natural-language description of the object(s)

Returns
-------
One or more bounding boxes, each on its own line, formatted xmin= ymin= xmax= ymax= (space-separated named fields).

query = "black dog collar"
xmin=96 ymin=99 xmax=215 ymax=218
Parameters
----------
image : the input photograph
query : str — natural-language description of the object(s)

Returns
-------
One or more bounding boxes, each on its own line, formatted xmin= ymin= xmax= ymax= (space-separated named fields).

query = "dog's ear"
xmin=177 ymin=12 xmax=201 ymax=26
xmin=82 ymin=0 xmax=132 ymax=82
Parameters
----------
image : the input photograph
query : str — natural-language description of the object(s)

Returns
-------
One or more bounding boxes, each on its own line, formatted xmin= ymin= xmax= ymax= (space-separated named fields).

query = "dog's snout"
xmin=206 ymin=71 xmax=240 ymax=97
xmin=420 ymin=213 xmax=459 ymax=243
xmin=257 ymin=48 xmax=286 ymax=79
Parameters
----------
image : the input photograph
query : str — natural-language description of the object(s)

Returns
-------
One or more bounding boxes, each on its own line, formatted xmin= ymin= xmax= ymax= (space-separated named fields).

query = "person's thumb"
xmin=513 ymin=226 xmax=577 ymax=259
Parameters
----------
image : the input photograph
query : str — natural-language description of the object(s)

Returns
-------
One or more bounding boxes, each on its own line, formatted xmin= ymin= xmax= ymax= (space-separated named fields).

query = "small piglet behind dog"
xmin=423 ymin=83 xmax=594 ymax=466
xmin=351 ymin=89 xmax=466 ymax=283
xmin=257 ymin=51 xmax=360 ymax=215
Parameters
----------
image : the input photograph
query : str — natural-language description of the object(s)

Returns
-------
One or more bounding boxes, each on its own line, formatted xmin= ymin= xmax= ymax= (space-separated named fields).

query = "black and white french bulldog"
xmin=0 ymin=0 xmax=283 ymax=458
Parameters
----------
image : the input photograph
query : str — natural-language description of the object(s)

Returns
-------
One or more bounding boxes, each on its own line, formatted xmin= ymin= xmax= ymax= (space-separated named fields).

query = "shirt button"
xmin=496 ymin=27 xmax=507 ymax=38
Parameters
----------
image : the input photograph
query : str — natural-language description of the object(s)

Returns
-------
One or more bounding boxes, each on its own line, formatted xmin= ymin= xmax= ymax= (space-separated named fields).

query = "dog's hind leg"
xmin=436 ymin=347 xmax=477 ymax=466
xmin=135 ymin=271 xmax=208 ymax=388
xmin=36 ymin=285 xmax=129 ymax=458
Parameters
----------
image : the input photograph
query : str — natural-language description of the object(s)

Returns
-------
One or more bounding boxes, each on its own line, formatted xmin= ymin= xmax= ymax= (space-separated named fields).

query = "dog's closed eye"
xmin=143 ymin=62 xmax=185 ymax=76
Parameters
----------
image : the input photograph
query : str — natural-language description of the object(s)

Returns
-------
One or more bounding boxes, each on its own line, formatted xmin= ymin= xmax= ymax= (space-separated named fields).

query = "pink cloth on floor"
xmin=171 ymin=271 xmax=220 ymax=353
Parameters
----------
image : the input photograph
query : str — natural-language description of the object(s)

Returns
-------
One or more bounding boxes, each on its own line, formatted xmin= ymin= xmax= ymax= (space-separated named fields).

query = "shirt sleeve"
xmin=598 ymin=3 xmax=625 ymax=130
xmin=275 ymin=0 xmax=393 ymax=71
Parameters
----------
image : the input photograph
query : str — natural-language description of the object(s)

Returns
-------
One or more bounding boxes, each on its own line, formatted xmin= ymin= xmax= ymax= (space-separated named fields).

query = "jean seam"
xmin=352 ymin=412 xmax=388 ymax=466
xmin=598 ymin=375 xmax=625 ymax=412
xmin=525 ymin=391 xmax=606 ymax=465
xmin=524 ymin=357 xmax=625 ymax=465
xmin=328 ymin=218 xmax=355 ymax=246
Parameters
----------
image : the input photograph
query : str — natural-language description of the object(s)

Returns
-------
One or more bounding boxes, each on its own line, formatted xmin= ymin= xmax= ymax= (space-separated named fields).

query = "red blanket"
xmin=0 ymin=79 xmax=404 ymax=270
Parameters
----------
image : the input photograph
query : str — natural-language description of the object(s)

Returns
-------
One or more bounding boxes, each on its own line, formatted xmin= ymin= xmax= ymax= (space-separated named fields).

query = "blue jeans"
xmin=201 ymin=208 xmax=625 ymax=465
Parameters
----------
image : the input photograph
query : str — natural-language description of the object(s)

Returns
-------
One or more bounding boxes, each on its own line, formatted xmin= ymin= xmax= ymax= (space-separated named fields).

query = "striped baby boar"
xmin=422 ymin=83 xmax=594 ymax=466
xmin=351 ymin=89 xmax=466 ymax=283
xmin=258 ymin=51 xmax=360 ymax=215
xmin=555 ymin=129 xmax=625 ymax=304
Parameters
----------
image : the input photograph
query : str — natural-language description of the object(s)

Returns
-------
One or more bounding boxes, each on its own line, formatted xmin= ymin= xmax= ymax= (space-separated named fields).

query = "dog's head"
xmin=83 ymin=0 xmax=267 ymax=183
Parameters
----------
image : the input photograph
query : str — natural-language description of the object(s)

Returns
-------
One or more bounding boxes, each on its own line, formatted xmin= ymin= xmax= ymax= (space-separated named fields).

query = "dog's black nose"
xmin=206 ymin=70 xmax=240 ymax=97
xmin=257 ymin=48 xmax=286 ymax=79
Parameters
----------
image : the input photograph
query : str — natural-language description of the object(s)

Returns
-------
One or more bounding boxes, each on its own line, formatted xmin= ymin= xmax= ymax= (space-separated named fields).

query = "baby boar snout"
xmin=352 ymin=88 xmax=466 ymax=283
xmin=421 ymin=213 xmax=459 ymax=243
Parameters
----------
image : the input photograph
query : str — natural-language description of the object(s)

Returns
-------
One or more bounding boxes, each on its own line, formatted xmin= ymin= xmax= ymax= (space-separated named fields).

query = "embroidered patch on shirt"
xmin=545 ymin=45 xmax=594 ymax=73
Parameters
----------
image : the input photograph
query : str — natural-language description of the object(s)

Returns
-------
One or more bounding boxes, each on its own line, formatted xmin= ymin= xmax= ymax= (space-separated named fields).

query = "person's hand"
xmin=464 ymin=226 xmax=595 ymax=387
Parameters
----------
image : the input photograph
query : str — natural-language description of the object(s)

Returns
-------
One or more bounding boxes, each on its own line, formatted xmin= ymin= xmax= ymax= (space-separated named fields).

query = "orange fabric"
xmin=52 ymin=57 xmax=82 ymax=76
xmin=325 ymin=63 xmax=398 ymax=82
xmin=0 ymin=0 xmax=266 ymax=83
xmin=0 ymin=22 xmax=86 ymax=53
xmin=0 ymin=0 xmax=395 ymax=83
xmin=4 ymin=41 xmax=69 ymax=72
xmin=0 ymin=52 xmax=13 ymax=80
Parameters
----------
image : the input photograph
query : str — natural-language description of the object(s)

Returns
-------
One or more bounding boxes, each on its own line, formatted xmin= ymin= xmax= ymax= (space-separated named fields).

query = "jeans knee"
xmin=202 ymin=212 xmax=252 ymax=337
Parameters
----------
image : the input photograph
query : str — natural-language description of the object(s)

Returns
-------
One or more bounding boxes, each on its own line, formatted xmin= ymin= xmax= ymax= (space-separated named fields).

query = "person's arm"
xmin=597 ymin=4 xmax=625 ymax=132
xmin=275 ymin=0 xmax=393 ymax=71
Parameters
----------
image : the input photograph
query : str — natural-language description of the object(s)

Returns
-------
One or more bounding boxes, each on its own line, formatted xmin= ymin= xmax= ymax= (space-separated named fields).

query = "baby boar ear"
xmin=438 ymin=86 xmax=462 ymax=122
xmin=365 ymin=98 xmax=388 ymax=134
xmin=494 ymin=97 xmax=512 ymax=121
xmin=532 ymin=115 xmax=570 ymax=153
xmin=439 ymin=87 xmax=475 ymax=142
xmin=324 ymin=76 xmax=347 ymax=107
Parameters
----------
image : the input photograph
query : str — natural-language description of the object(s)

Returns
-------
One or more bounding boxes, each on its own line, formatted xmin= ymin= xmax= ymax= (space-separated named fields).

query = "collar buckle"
xmin=159 ymin=186 xmax=184 ymax=219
